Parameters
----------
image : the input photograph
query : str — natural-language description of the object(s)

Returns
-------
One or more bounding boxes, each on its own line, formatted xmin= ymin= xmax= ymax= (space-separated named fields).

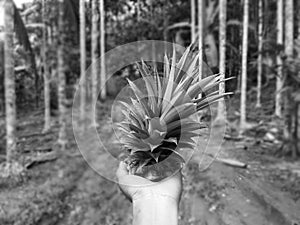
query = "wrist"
xmin=132 ymin=191 xmax=178 ymax=225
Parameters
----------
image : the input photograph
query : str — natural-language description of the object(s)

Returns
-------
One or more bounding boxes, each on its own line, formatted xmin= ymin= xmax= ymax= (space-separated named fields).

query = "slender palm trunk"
xmin=284 ymin=0 xmax=295 ymax=156
xmin=42 ymin=0 xmax=51 ymax=132
xmin=163 ymin=0 xmax=168 ymax=52
xmin=218 ymin=0 xmax=227 ymax=119
xmin=256 ymin=0 xmax=263 ymax=108
xmin=0 ymin=41 xmax=4 ymax=116
xmin=236 ymin=28 xmax=242 ymax=92
xmin=47 ymin=26 xmax=52 ymax=44
xmin=191 ymin=0 xmax=196 ymax=43
xmin=275 ymin=0 xmax=283 ymax=117
xmin=297 ymin=3 xmax=300 ymax=145
xmin=198 ymin=0 xmax=204 ymax=82
xmin=137 ymin=0 xmax=140 ymax=30
xmin=240 ymin=0 xmax=249 ymax=128
xmin=80 ymin=0 xmax=86 ymax=121
xmin=285 ymin=0 xmax=294 ymax=57
xmin=0 ymin=3 xmax=4 ymax=114
xmin=197 ymin=0 xmax=204 ymax=101
xmin=4 ymin=0 xmax=17 ymax=164
xmin=137 ymin=0 xmax=141 ymax=53
xmin=91 ymin=0 xmax=98 ymax=123
xmin=57 ymin=0 xmax=67 ymax=149
xmin=99 ymin=0 xmax=106 ymax=100
xmin=151 ymin=4 xmax=156 ymax=64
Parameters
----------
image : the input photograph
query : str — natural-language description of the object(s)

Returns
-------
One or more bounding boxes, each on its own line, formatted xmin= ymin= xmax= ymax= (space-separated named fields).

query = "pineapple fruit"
xmin=116 ymin=45 xmax=231 ymax=181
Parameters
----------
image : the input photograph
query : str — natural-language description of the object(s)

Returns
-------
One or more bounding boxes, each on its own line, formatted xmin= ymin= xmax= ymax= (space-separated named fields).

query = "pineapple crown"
xmin=117 ymin=45 xmax=232 ymax=164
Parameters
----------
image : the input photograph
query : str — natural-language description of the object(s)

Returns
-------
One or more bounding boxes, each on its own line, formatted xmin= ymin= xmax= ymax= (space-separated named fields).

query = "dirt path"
xmin=181 ymin=160 xmax=299 ymax=225
xmin=1 ymin=108 xmax=299 ymax=225
xmin=57 ymin=120 xmax=300 ymax=225
xmin=180 ymin=138 xmax=300 ymax=225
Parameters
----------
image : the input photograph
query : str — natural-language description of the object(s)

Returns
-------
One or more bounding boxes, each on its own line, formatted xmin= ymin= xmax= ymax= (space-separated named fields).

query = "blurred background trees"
xmin=0 ymin=0 xmax=300 ymax=172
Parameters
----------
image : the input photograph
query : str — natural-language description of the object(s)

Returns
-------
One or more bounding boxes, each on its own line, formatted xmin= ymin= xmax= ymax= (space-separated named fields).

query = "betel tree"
xmin=190 ymin=0 xmax=195 ymax=43
xmin=283 ymin=0 xmax=296 ymax=157
xmin=3 ymin=0 xmax=17 ymax=168
xmin=256 ymin=0 xmax=263 ymax=108
xmin=217 ymin=0 xmax=227 ymax=120
xmin=197 ymin=0 xmax=204 ymax=94
xmin=0 ymin=8 xmax=4 ymax=115
xmin=275 ymin=0 xmax=283 ymax=117
xmin=0 ymin=0 xmax=41 ymax=174
xmin=0 ymin=1 xmax=38 ymax=114
xmin=80 ymin=0 xmax=86 ymax=122
xmin=240 ymin=0 xmax=249 ymax=129
xmin=91 ymin=0 xmax=98 ymax=123
xmin=42 ymin=0 xmax=51 ymax=132
xmin=57 ymin=0 xmax=67 ymax=149
xmin=99 ymin=0 xmax=106 ymax=100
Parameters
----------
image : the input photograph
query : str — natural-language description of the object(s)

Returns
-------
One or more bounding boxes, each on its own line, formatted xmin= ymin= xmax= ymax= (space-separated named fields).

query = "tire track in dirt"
xmin=56 ymin=121 xmax=132 ymax=225
xmin=57 ymin=118 xmax=300 ymax=225
xmin=183 ymin=137 xmax=300 ymax=225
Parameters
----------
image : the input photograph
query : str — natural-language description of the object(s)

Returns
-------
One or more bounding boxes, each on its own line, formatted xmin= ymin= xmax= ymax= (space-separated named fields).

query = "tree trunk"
xmin=0 ymin=41 xmax=4 ymax=116
xmin=42 ymin=0 xmax=51 ymax=132
xmin=256 ymin=0 xmax=263 ymax=108
xmin=80 ymin=0 xmax=86 ymax=121
xmin=297 ymin=3 xmax=300 ymax=146
xmin=137 ymin=0 xmax=140 ymax=30
xmin=91 ymin=0 xmax=98 ymax=124
xmin=284 ymin=0 xmax=295 ymax=157
xmin=151 ymin=4 xmax=156 ymax=64
xmin=190 ymin=0 xmax=196 ymax=43
xmin=4 ymin=0 xmax=17 ymax=164
xmin=240 ymin=0 xmax=249 ymax=128
xmin=293 ymin=103 xmax=299 ymax=156
xmin=275 ymin=0 xmax=283 ymax=117
xmin=137 ymin=0 xmax=141 ymax=53
xmin=47 ymin=26 xmax=52 ymax=44
xmin=217 ymin=0 xmax=227 ymax=120
xmin=99 ymin=0 xmax=106 ymax=100
xmin=0 ymin=3 xmax=3 ymax=114
xmin=236 ymin=27 xmax=242 ymax=92
xmin=285 ymin=0 xmax=294 ymax=58
xmin=198 ymin=0 xmax=204 ymax=97
xmin=57 ymin=0 xmax=67 ymax=150
xmin=163 ymin=0 xmax=168 ymax=52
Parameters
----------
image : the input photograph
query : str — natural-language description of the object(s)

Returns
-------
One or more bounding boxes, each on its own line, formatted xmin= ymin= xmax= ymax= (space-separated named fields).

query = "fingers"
xmin=166 ymin=172 xmax=182 ymax=188
xmin=162 ymin=169 xmax=182 ymax=184
xmin=116 ymin=162 xmax=133 ymax=201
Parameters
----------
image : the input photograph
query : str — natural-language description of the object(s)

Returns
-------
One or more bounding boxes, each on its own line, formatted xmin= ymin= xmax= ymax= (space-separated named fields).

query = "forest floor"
xmin=0 ymin=99 xmax=299 ymax=225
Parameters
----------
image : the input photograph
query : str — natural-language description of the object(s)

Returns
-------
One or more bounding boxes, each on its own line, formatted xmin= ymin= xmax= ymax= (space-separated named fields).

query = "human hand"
xmin=116 ymin=161 xmax=182 ymax=203
xmin=116 ymin=161 xmax=182 ymax=225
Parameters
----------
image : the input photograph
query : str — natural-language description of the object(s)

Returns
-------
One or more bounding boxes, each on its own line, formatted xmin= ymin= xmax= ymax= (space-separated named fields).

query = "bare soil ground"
xmin=0 ymin=102 xmax=299 ymax=225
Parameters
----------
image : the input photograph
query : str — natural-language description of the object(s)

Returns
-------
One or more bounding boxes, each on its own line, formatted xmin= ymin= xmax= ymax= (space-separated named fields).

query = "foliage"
xmin=117 ymin=46 xmax=232 ymax=179
xmin=2 ymin=0 xmax=299 ymax=159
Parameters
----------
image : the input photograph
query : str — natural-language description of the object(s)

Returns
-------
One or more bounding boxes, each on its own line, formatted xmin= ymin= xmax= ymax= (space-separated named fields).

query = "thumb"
xmin=116 ymin=161 xmax=129 ymax=179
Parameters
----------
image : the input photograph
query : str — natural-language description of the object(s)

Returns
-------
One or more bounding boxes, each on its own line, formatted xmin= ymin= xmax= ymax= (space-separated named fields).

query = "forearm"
xmin=132 ymin=192 xmax=178 ymax=225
